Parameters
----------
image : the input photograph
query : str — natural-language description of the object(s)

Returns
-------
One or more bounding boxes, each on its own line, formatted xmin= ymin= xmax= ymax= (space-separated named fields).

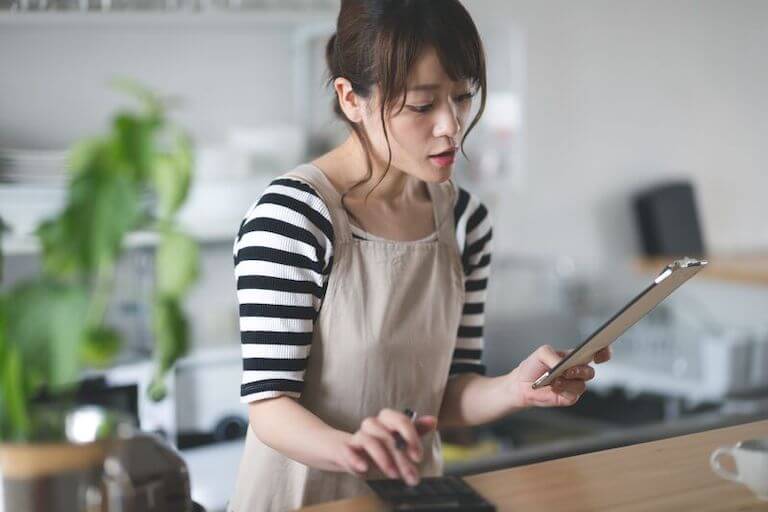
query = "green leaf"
xmin=152 ymin=297 xmax=189 ymax=375
xmin=148 ymin=297 xmax=189 ymax=402
xmin=1 ymin=295 xmax=30 ymax=439
xmin=67 ymin=137 xmax=103 ymax=178
xmin=151 ymin=129 xmax=193 ymax=219
xmin=0 ymin=215 xmax=7 ymax=283
xmin=5 ymin=281 xmax=89 ymax=395
xmin=37 ymin=217 xmax=80 ymax=278
xmin=156 ymin=230 xmax=199 ymax=297
xmin=1 ymin=345 xmax=30 ymax=440
xmin=109 ymin=77 xmax=166 ymax=121
xmin=113 ymin=113 xmax=156 ymax=182
xmin=147 ymin=376 xmax=167 ymax=402
xmin=48 ymin=285 xmax=90 ymax=390
xmin=73 ymin=164 xmax=142 ymax=271
xmin=81 ymin=326 xmax=122 ymax=368
xmin=6 ymin=281 xmax=56 ymax=390
xmin=38 ymin=171 xmax=142 ymax=277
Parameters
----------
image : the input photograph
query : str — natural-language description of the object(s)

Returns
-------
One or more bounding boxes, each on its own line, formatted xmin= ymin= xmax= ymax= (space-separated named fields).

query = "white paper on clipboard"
xmin=531 ymin=257 xmax=708 ymax=390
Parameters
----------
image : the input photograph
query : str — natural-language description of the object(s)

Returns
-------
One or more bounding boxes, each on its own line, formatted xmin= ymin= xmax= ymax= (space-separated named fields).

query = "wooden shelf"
xmin=635 ymin=253 xmax=768 ymax=286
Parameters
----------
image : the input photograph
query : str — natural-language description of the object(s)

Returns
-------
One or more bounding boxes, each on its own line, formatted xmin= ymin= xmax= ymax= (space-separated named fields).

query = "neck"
xmin=334 ymin=135 xmax=426 ymax=203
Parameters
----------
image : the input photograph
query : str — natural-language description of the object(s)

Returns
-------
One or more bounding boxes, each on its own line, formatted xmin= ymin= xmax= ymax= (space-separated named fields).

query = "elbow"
xmin=247 ymin=401 xmax=268 ymax=442
xmin=247 ymin=395 xmax=293 ymax=445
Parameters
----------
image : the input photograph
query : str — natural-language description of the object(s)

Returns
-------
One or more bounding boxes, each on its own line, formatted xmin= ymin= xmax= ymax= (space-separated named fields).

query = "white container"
xmin=174 ymin=346 xmax=246 ymax=441
xmin=228 ymin=124 xmax=308 ymax=175
xmin=700 ymin=329 xmax=755 ymax=396
xmin=750 ymin=328 xmax=768 ymax=389
xmin=195 ymin=144 xmax=251 ymax=181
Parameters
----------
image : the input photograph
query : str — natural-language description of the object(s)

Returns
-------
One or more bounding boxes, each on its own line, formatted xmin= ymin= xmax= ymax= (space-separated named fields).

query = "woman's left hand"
xmin=512 ymin=345 xmax=612 ymax=407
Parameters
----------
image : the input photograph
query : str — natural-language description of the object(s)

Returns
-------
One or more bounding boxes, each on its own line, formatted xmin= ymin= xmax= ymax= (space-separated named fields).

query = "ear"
xmin=334 ymin=77 xmax=366 ymax=123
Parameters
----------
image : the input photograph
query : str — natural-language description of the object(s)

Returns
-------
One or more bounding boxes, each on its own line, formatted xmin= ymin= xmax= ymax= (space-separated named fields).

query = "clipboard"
xmin=531 ymin=256 xmax=708 ymax=390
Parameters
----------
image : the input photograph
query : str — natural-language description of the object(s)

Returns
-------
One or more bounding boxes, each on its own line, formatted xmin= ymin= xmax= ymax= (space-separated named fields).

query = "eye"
xmin=408 ymin=104 xmax=434 ymax=113
xmin=454 ymin=91 xmax=475 ymax=103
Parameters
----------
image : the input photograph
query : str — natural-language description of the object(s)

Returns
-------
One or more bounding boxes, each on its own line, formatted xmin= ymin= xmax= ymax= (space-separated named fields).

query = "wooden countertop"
xmin=635 ymin=254 xmax=768 ymax=285
xmin=300 ymin=420 xmax=768 ymax=512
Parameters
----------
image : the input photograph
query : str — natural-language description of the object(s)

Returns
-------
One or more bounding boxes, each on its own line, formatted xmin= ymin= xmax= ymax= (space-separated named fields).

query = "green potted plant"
xmin=0 ymin=79 xmax=199 ymax=510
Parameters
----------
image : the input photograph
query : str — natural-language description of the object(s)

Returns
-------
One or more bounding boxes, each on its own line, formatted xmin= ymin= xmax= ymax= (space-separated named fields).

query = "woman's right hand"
xmin=337 ymin=408 xmax=438 ymax=486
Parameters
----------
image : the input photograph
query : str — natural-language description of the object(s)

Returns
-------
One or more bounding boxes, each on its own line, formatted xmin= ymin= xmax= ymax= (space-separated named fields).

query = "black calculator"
xmin=367 ymin=476 xmax=496 ymax=511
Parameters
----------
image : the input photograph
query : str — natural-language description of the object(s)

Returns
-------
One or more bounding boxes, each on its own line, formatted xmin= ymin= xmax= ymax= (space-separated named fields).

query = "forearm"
xmin=438 ymin=369 xmax=528 ymax=428
xmin=248 ymin=396 xmax=351 ymax=472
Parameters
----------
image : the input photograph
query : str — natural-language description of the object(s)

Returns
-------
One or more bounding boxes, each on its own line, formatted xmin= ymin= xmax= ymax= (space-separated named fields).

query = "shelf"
xmin=0 ymin=174 xmax=271 ymax=255
xmin=635 ymin=254 xmax=768 ymax=286
xmin=590 ymin=359 xmax=757 ymax=405
xmin=3 ymin=225 xmax=241 ymax=255
xmin=0 ymin=9 xmax=335 ymax=27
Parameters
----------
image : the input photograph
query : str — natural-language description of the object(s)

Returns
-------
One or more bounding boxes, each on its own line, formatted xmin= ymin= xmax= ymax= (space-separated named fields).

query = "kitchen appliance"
xmin=101 ymin=433 xmax=201 ymax=512
xmin=633 ymin=181 xmax=706 ymax=258
xmin=1 ymin=407 xmax=203 ymax=512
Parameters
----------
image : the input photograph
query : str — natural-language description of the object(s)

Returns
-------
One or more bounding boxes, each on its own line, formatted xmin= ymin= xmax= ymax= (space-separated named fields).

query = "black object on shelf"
xmin=367 ymin=476 xmax=496 ymax=511
xmin=633 ymin=181 xmax=705 ymax=258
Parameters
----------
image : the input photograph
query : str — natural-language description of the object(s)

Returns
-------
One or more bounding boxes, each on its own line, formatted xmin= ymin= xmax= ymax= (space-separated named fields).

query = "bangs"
xmin=374 ymin=0 xmax=486 ymax=111
xmin=425 ymin=2 xmax=486 ymax=88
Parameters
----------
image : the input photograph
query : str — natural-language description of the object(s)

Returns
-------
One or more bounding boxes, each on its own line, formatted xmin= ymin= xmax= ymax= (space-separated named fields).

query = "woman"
xmin=230 ymin=1 xmax=610 ymax=510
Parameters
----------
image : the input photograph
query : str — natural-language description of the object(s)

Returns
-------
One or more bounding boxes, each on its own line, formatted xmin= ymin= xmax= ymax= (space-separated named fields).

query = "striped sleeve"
xmin=233 ymin=177 xmax=334 ymax=403
xmin=451 ymin=187 xmax=492 ymax=376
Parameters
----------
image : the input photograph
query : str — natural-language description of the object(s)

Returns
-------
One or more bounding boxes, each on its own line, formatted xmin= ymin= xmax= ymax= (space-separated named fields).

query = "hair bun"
xmin=362 ymin=0 xmax=405 ymax=18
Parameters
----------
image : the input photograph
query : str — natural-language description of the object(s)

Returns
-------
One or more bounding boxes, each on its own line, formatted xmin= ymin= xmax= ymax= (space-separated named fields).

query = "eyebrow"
xmin=407 ymin=84 xmax=441 ymax=91
xmin=407 ymin=82 xmax=474 ymax=93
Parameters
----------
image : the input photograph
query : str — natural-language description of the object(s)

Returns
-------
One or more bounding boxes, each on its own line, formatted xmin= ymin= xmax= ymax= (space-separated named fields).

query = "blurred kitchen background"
xmin=2 ymin=1 xmax=768 ymax=511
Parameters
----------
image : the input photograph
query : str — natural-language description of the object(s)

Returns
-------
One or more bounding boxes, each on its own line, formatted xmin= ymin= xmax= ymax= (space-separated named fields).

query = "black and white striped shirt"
xmin=233 ymin=177 xmax=493 ymax=403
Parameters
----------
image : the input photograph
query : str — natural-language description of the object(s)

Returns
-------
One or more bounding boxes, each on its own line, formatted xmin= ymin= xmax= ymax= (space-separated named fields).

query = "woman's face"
xmin=359 ymin=46 xmax=476 ymax=184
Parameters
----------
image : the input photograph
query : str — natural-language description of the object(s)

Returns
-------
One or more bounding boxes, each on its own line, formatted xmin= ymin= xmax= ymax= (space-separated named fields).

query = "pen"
xmin=394 ymin=408 xmax=417 ymax=451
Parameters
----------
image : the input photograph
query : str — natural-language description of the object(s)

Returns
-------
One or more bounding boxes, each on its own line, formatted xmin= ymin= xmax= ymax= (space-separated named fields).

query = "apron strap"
xmin=427 ymin=180 xmax=459 ymax=247
xmin=282 ymin=163 xmax=354 ymax=243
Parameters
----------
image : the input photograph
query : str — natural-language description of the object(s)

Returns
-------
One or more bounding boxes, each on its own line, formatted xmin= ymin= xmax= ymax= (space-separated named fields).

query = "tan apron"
xmin=229 ymin=164 xmax=465 ymax=511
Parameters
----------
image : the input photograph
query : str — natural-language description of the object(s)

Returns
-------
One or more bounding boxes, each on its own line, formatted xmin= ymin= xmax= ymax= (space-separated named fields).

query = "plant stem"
xmin=85 ymin=259 xmax=116 ymax=330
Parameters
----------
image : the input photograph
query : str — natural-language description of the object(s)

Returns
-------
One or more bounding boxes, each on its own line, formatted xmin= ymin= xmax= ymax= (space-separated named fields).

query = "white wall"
xmin=0 ymin=16 xmax=297 ymax=148
xmin=3 ymin=2 xmax=767 ymax=262
xmin=468 ymin=0 xmax=768 ymax=265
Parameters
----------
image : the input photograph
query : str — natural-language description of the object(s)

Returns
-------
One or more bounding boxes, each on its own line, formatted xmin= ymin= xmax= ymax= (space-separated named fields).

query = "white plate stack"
xmin=0 ymin=148 xmax=70 ymax=185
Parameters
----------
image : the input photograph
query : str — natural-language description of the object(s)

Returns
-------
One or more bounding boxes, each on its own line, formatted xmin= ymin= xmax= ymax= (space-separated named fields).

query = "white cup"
xmin=710 ymin=438 xmax=768 ymax=501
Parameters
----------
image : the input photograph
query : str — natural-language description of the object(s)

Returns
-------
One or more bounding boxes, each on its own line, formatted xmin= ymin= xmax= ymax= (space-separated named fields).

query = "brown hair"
xmin=325 ymin=0 xmax=487 ymax=207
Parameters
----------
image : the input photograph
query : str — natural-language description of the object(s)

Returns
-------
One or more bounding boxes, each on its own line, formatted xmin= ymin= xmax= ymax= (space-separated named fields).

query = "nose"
xmin=433 ymin=102 xmax=461 ymax=140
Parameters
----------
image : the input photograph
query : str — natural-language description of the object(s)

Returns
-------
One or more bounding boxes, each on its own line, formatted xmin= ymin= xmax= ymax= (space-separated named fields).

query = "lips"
xmin=429 ymin=147 xmax=457 ymax=158
xmin=429 ymin=149 xmax=456 ymax=168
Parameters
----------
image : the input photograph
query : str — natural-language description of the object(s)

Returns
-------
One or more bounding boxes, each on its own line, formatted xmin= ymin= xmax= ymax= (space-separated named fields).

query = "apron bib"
xmin=230 ymin=164 xmax=465 ymax=511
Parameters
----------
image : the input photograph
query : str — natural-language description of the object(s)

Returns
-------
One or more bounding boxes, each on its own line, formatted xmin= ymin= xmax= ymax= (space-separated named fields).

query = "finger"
xmin=350 ymin=432 xmax=399 ymax=479
xmin=552 ymin=378 xmax=586 ymax=405
xmin=562 ymin=365 xmax=595 ymax=381
xmin=379 ymin=409 xmax=423 ymax=462
xmin=363 ymin=417 xmax=421 ymax=465
xmin=594 ymin=347 xmax=612 ymax=364
xmin=414 ymin=415 xmax=438 ymax=436
xmin=390 ymin=441 xmax=421 ymax=486
xmin=341 ymin=444 xmax=369 ymax=475
xmin=361 ymin=418 xmax=419 ymax=484
xmin=534 ymin=344 xmax=565 ymax=370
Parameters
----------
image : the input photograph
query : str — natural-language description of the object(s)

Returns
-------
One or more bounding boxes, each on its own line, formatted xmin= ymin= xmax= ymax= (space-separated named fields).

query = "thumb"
xmin=536 ymin=345 xmax=564 ymax=369
xmin=414 ymin=415 xmax=438 ymax=436
xmin=517 ymin=345 xmax=564 ymax=382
